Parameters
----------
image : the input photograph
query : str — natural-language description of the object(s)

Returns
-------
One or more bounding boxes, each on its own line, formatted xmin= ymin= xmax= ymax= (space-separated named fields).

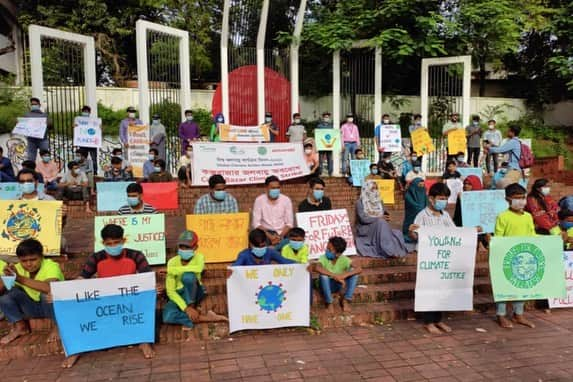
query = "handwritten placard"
xmin=186 ymin=213 xmax=249 ymax=263
xmin=446 ymin=178 xmax=463 ymax=204
xmin=73 ymin=116 xmax=102 ymax=148
xmin=549 ymin=252 xmax=573 ymax=308
xmin=315 ymin=129 xmax=341 ymax=152
xmin=461 ymin=190 xmax=507 ymax=233
xmin=374 ymin=179 xmax=395 ymax=204
xmin=411 ymin=128 xmax=435 ymax=155
xmin=13 ymin=117 xmax=47 ymax=139
xmin=378 ymin=125 xmax=402 ymax=152
xmin=127 ymin=125 xmax=149 ymax=178
xmin=96 ymin=182 xmax=135 ymax=212
xmin=447 ymin=129 xmax=467 ymax=155
xmin=458 ymin=167 xmax=483 ymax=182
xmin=0 ymin=183 xmax=44 ymax=200
xmin=220 ymin=124 xmax=270 ymax=142
xmin=350 ymin=160 xmax=371 ymax=187
xmin=51 ymin=273 xmax=156 ymax=356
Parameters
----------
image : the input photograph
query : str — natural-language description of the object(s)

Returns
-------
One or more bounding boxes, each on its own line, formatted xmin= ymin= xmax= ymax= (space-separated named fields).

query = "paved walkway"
xmin=3 ymin=309 xmax=573 ymax=382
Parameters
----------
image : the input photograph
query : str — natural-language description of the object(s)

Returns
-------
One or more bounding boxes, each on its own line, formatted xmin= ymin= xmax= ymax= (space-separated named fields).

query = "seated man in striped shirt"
xmin=118 ymin=183 xmax=157 ymax=215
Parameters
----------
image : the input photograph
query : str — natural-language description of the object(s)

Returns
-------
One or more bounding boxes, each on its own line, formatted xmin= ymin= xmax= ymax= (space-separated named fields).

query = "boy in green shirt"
xmin=0 ymin=238 xmax=64 ymax=344
xmin=281 ymin=227 xmax=309 ymax=264
xmin=311 ymin=236 xmax=362 ymax=313
xmin=494 ymin=183 xmax=536 ymax=329
xmin=162 ymin=230 xmax=227 ymax=328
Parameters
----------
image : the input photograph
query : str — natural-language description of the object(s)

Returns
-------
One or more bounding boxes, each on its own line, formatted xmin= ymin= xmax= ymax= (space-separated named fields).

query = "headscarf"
xmin=214 ymin=112 xmax=225 ymax=124
xmin=463 ymin=175 xmax=483 ymax=191
xmin=402 ymin=177 xmax=427 ymax=238
xmin=360 ymin=180 xmax=384 ymax=217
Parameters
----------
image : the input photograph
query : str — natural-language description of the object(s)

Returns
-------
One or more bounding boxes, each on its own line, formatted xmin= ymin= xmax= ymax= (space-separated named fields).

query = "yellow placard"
xmin=220 ymin=124 xmax=270 ymax=142
xmin=411 ymin=128 xmax=435 ymax=155
xmin=186 ymin=213 xmax=250 ymax=263
xmin=447 ymin=128 xmax=467 ymax=155
xmin=0 ymin=200 xmax=62 ymax=256
xmin=374 ymin=179 xmax=395 ymax=205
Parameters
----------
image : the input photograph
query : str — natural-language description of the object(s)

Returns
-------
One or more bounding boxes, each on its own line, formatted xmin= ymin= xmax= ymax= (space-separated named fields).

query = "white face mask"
xmin=265 ymin=117 xmax=272 ymax=122
xmin=304 ymin=149 xmax=312 ymax=155
xmin=488 ymin=124 xmax=495 ymax=129
xmin=128 ymin=112 xmax=136 ymax=119
xmin=186 ymin=115 xmax=193 ymax=121
xmin=347 ymin=118 xmax=354 ymax=123
xmin=541 ymin=187 xmax=551 ymax=196
xmin=511 ymin=198 xmax=527 ymax=210
xmin=383 ymin=119 xmax=390 ymax=124
xmin=323 ymin=117 xmax=330 ymax=122
xmin=294 ymin=118 xmax=301 ymax=124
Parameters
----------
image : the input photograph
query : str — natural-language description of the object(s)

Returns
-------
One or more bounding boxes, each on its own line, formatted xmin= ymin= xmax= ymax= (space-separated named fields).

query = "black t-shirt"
xmin=298 ymin=197 xmax=332 ymax=212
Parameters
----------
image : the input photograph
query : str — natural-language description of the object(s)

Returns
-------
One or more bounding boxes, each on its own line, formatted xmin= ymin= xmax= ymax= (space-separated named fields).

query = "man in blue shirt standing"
xmin=0 ymin=147 xmax=15 ymax=182
xmin=485 ymin=125 xmax=522 ymax=189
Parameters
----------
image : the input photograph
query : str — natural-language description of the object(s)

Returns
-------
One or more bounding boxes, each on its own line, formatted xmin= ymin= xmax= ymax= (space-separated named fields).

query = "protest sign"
xmin=127 ymin=124 xmax=150 ymax=178
xmin=13 ymin=117 xmax=47 ymax=139
xmin=447 ymin=129 xmax=467 ymax=155
xmin=0 ymin=200 xmax=62 ymax=256
xmin=378 ymin=124 xmax=402 ymax=152
xmin=96 ymin=181 xmax=134 ymax=212
xmin=461 ymin=190 xmax=507 ymax=233
xmin=186 ymin=213 xmax=249 ymax=263
xmin=458 ymin=167 xmax=483 ymax=182
xmin=52 ymin=273 xmax=156 ymax=356
xmin=73 ymin=116 xmax=102 ymax=148
xmin=220 ymin=124 xmax=270 ymax=142
xmin=315 ymin=129 xmax=341 ymax=152
xmin=490 ymin=236 xmax=566 ymax=302
xmin=0 ymin=183 xmax=44 ymax=200
xmin=94 ymin=214 xmax=166 ymax=265
xmin=374 ymin=179 xmax=395 ymax=204
xmin=227 ymin=264 xmax=309 ymax=333
xmin=411 ymin=129 xmax=435 ymax=155
xmin=350 ymin=160 xmax=371 ymax=187
xmin=446 ymin=178 xmax=463 ymax=204
xmin=415 ymin=227 xmax=478 ymax=311
xmin=191 ymin=143 xmax=309 ymax=186
xmin=295 ymin=209 xmax=356 ymax=259
xmin=548 ymin=252 xmax=573 ymax=308
xmin=141 ymin=182 xmax=178 ymax=210
xmin=424 ymin=179 xmax=438 ymax=194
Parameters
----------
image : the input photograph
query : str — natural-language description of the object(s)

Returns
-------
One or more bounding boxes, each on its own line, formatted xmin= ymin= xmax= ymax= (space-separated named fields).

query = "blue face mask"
xmin=433 ymin=199 xmax=447 ymax=211
xmin=562 ymin=222 xmax=573 ymax=231
xmin=20 ymin=182 xmax=35 ymax=194
xmin=500 ymin=168 xmax=508 ymax=174
xmin=81 ymin=112 xmax=90 ymax=117
xmin=371 ymin=169 xmax=378 ymax=175
xmin=313 ymin=190 xmax=324 ymax=201
xmin=414 ymin=166 xmax=421 ymax=172
xmin=153 ymin=166 xmax=162 ymax=173
xmin=289 ymin=240 xmax=304 ymax=251
xmin=325 ymin=250 xmax=336 ymax=260
xmin=127 ymin=196 xmax=140 ymax=207
xmin=178 ymin=249 xmax=195 ymax=260
xmin=31 ymin=105 xmax=40 ymax=112
xmin=42 ymin=156 xmax=51 ymax=163
xmin=213 ymin=190 xmax=226 ymax=201
xmin=105 ymin=244 xmax=123 ymax=257
xmin=268 ymin=189 xmax=280 ymax=199
xmin=252 ymin=246 xmax=267 ymax=258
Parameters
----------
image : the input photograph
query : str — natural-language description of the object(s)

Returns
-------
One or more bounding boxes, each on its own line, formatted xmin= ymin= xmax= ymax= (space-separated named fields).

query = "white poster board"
xmin=549 ymin=252 xmax=573 ymax=308
xmin=73 ymin=116 xmax=102 ymax=148
xmin=446 ymin=178 xmax=463 ymax=204
xmin=13 ymin=117 xmax=47 ymax=139
xmin=378 ymin=124 xmax=402 ymax=152
xmin=127 ymin=125 xmax=150 ymax=178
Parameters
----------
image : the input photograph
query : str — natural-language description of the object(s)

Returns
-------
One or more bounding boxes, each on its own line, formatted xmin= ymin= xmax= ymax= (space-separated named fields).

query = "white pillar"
xmin=28 ymin=26 xmax=43 ymax=101
xmin=290 ymin=0 xmax=307 ymax=117
xmin=374 ymin=46 xmax=382 ymax=163
xmin=179 ymin=32 xmax=192 ymax=121
xmin=135 ymin=21 xmax=150 ymax=124
xmin=256 ymin=0 xmax=270 ymax=124
xmin=332 ymin=50 xmax=341 ymax=176
xmin=461 ymin=55 xmax=472 ymax=128
xmin=220 ymin=0 xmax=231 ymax=121
xmin=83 ymin=36 xmax=97 ymax=117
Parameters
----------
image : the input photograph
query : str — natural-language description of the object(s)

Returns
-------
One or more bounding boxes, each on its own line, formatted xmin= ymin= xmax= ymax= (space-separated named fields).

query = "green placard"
xmin=315 ymin=129 xmax=341 ymax=152
xmin=489 ymin=236 xmax=566 ymax=302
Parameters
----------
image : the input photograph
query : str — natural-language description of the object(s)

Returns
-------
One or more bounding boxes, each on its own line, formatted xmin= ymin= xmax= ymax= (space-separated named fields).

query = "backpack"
xmin=517 ymin=140 xmax=534 ymax=169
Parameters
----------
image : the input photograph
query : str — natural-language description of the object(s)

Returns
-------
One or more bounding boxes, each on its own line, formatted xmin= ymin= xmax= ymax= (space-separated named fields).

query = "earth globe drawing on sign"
xmin=503 ymin=243 xmax=545 ymax=289
xmin=255 ymin=281 xmax=287 ymax=313
xmin=510 ymin=252 xmax=538 ymax=281
xmin=87 ymin=128 xmax=96 ymax=135
xmin=2 ymin=205 xmax=41 ymax=242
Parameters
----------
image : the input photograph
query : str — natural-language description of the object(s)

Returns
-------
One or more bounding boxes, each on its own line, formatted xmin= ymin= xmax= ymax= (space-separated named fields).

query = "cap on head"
xmin=178 ymin=230 xmax=198 ymax=248
xmin=126 ymin=106 xmax=136 ymax=112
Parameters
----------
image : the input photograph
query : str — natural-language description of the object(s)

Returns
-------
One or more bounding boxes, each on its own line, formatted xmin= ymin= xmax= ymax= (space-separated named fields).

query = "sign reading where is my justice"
xmin=51 ymin=273 xmax=156 ymax=356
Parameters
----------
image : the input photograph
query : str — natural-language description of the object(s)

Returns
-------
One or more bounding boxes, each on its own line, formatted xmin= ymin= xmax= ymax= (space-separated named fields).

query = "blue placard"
xmin=350 ymin=160 xmax=371 ymax=187
xmin=458 ymin=167 xmax=483 ymax=182
xmin=51 ymin=273 xmax=156 ymax=356
xmin=96 ymin=181 xmax=135 ymax=212
xmin=461 ymin=190 xmax=507 ymax=233
xmin=0 ymin=183 xmax=45 ymax=200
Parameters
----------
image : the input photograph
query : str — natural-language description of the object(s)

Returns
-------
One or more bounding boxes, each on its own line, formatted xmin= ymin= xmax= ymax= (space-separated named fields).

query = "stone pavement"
xmin=3 ymin=309 xmax=573 ymax=382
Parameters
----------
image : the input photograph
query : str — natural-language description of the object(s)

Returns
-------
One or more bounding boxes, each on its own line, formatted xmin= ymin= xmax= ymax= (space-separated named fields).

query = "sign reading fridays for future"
xmin=415 ymin=227 xmax=478 ymax=312
xmin=51 ymin=273 xmax=156 ymax=356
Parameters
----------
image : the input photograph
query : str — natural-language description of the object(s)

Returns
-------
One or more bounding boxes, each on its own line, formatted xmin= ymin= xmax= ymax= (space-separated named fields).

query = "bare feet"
xmin=513 ymin=314 xmax=535 ymax=328
xmin=326 ymin=303 xmax=335 ymax=314
xmin=424 ymin=323 xmax=442 ymax=335
xmin=198 ymin=310 xmax=228 ymax=323
xmin=341 ymin=299 xmax=352 ymax=313
xmin=0 ymin=323 xmax=30 ymax=345
xmin=61 ymin=354 xmax=80 ymax=368
xmin=435 ymin=322 xmax=452 ymax=333
xmin=47 ymin=327 xmax=60 ymax=343
xmin=139 ymin=343 xmax=155 ymax=359
xmin=497 ymin=315 xmax=513 ymax=329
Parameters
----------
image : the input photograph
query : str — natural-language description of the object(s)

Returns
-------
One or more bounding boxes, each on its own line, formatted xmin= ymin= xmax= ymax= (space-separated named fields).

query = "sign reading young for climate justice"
xmin=295 ymin=209 xmax=356 ymax=259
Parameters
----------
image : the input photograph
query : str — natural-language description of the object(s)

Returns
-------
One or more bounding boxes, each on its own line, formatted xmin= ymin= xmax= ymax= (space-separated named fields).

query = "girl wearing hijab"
xmin=402 ymin=177 xmax=428 ymax=243
xmin=355 ymin=180 xmax=408 ymax=258
xmin=526 ymin=178 xmax=561 ymax=235
xmin=210 ymin=113 xmax=225 ymax=142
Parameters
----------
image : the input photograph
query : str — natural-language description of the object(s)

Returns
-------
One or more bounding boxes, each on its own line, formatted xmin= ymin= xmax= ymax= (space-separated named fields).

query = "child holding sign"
xmin=494 ymin=183 xmax=536 ymax=329
xmin=0 ymin=239 xmax=64 ymax=345
xmin=163 ymin=230 xmax=227 ymax=328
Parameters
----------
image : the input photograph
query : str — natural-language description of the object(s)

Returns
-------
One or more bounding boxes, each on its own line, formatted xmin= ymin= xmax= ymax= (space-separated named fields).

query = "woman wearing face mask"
xmin=402 ymin=178 xmax=428 ymax=244
xmin=149 ymin=114 xmax=166 ymax=160
xmin=355 ymin=180 xmax=408 ymax=259
xmin=525 ymin=178 xmax=561 ymax=235
xmin=210 ymin=113 xmax=225 ymax=142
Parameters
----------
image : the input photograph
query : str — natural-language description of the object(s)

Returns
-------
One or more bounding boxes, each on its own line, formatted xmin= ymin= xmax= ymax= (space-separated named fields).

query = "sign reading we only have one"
xmin=51 ymin=273 xmax=156 ymax=356
xmin=415 ymin=227 xmax=478 ymax=312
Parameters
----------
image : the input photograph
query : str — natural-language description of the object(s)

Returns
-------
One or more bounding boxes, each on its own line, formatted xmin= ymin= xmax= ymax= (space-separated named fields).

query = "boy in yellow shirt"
xmin=494 ymin=183 xmax=536 ymax=329
xmin=0 ymin=238 xmax=64 ymax=344
xmin=162 ymin=230 xmax=227 ymax=328
xmin=281 ymin=227 xmax=309 ymax=264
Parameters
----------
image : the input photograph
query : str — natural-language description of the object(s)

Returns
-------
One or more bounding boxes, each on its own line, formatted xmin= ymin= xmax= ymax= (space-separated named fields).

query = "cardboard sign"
xmin=447 ymin=129 xmax=467 ymax=155
xmin=13 ymin=117 xmax=47 ymax=139
xmin=350 ymin=160 xmax=371 ymax=187
xmin=0 ymin=183 xmax=44 ymax=200
xmin=73 ymin=116 xmax=102 ymax=148
xmin=295 ymin=209 xmax=356 ymax=259
xmin=127 ymin=125 xmax=150 ymax=178
xmin=490 ymin=236 xmax=566 ymax=302
xmin=0 ymin=200 xmax=62 ymax=256
xmin=315 ymin=129 xmax=341 ymax=152
xmin=227 ymin=264 xmax=310 ymax=333
xmin=461 ymin=190 xmax=507 ymax=233
xmin=186 ymin=213 xmax=250 ymax=263
xmin=446 ymin=178 xmax=463 ymax=204
xmin=458 ymin=167 xmax=483 ymax=182
xmin=411 ymin=129 xmax=435 ymax=155
xmin=415 ymin=227 xmax=478 ymax=311
xmin=378 ymin=124 xmax=402 ymax=152
xmin=141 ymin=182 xmax=178 ymax=210
xmin=220 ymin=124 xmax=270 ymax=142
xmin=96 ymin=182 xmax=135 ymax=212
xmin=51 ymin=273 xmax=156 ymax=356
xmin=94 ymin=214 xmax=166 ymax=265
xmin=374 ymin=179 xmax=395 ymax=204
xmin=548 ymin=252 xmax=573 ymax=308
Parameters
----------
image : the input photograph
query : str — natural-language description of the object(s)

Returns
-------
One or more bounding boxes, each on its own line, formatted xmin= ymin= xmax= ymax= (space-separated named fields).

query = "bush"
xmin=190 ymin=108 xmax=214 ymax=137
xmin=98 ymin=103 xmax=125 ymax=136
xmin=0 ymin=83 xmax=30 ymax=135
